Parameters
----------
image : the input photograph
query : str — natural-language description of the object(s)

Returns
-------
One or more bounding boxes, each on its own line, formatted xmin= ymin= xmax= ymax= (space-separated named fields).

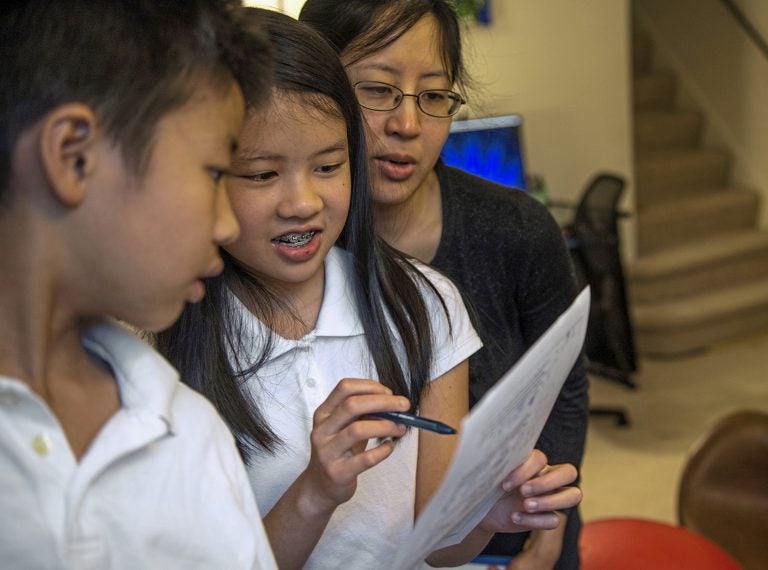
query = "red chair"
xmin=580 ymin=518 xmax=742 ymax=569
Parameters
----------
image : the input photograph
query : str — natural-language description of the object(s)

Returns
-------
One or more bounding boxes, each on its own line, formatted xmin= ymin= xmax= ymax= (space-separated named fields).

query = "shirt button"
xmin=306 ymin=378 xmax=317 ymax=388
xmin=32 ymin=433 xmax=53 ymax=456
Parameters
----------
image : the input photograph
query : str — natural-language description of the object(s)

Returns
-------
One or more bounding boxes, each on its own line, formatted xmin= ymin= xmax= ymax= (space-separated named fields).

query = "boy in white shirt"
xmin=0 ymin=2 xmax=276 ymax=568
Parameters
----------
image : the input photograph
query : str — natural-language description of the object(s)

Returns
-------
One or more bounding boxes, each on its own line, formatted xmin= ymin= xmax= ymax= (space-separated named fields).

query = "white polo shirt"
xmin=0 ymin=321 xmax=277 ymax=570
xmin=239 ymin=247 xmax=482 ymax=569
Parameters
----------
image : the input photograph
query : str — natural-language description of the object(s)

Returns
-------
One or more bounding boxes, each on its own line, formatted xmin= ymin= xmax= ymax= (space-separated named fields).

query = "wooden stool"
xmin=678 ymin=409 xmax=768 ymax=569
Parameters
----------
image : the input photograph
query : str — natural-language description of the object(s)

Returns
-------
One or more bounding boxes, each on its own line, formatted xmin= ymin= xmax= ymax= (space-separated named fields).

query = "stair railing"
xmin=720 ymin=0 xmax=768 ymax=60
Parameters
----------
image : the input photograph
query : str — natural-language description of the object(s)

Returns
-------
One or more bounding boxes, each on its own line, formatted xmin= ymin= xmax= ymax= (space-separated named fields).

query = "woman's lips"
xmin=375 ymin=156 xmax=416 ymax=181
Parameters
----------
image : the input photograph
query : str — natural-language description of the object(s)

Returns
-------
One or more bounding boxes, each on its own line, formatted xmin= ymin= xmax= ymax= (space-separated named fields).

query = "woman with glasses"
xmin=300 ymin=2 xmax=589 ymax=568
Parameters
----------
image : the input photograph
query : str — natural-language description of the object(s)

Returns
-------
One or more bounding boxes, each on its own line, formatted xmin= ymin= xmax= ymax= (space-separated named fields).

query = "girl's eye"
xmin=317 ymin=163 xmax=342 ymax=174
xmin=247 ymin=171 xmax=278 ymax=182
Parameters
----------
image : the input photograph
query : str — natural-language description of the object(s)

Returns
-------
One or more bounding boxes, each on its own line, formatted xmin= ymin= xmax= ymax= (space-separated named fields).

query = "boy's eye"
xmin=209 ymin=168 xmax=226 ymax=183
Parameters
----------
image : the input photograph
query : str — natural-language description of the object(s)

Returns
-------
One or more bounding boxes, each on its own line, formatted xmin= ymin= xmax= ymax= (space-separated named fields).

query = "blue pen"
xmin=370 ymin=411 xmax=457 ymax=435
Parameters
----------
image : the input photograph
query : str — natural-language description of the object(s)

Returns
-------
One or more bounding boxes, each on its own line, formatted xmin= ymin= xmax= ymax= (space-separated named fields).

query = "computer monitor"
xmin=440 ymin=114 xmax=527 ymax=190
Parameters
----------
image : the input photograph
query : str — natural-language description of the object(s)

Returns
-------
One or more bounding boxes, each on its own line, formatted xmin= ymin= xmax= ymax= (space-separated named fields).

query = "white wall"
xmin=244 ymin=0 xmax=303 ymax=17
xmin=462 ymin=2 xmax=634 ymax=209
xmin=636 ymin=0 xmax=768 ymax=227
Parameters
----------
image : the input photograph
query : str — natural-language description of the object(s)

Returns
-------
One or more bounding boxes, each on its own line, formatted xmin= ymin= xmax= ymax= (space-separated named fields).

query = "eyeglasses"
xmin=353 ymin=81 xmax=466 ymax=118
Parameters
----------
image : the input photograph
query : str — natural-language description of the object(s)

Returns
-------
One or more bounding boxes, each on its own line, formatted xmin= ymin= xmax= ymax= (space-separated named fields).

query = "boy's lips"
xmin=188 ymin=258 xmax=224 ymax=303
xmin=201 ymin=258 xmax=225 ymax=279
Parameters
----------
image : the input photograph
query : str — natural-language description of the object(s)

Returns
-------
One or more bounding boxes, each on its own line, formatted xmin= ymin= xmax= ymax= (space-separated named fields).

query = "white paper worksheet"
xmin=394 ymin=287 xmax=590 ymax=569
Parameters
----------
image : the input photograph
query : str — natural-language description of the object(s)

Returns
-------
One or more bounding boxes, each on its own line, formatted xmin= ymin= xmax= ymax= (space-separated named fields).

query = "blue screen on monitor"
xmin=440 ymin=115 xmax=527 ymax=189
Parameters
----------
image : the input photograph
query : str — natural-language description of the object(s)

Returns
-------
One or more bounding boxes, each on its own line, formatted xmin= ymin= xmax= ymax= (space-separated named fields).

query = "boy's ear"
xmin=40 ymin=103 xmax=100 ymax=207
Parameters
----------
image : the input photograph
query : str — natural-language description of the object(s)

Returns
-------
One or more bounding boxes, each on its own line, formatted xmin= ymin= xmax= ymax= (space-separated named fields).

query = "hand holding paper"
xmin=478 ymin=453 xmax=580 ymax=533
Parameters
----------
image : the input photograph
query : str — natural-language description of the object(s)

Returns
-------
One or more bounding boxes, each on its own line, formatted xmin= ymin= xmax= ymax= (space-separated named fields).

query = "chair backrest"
xmin=678 ymin=409 xmax=768 ymax=569
xmin=572 ymin=173 xmax=625 ymax=271
xmin=568 ymin=172 xmax=637 ymax=375
xmin=575 ymin=173 xmax=625 ymax=219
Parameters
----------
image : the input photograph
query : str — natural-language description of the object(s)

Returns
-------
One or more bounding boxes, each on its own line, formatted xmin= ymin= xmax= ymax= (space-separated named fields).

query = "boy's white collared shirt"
xmin=238 ymin=246 xmax=482 ymax=569
xmin=0 ymin=322 xmax=277 ymax=570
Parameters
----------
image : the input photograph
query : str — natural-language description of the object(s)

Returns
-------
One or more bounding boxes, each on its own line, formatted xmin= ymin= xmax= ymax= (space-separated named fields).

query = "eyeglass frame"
xmin=352 ymin=80 xmax=466 ymax=118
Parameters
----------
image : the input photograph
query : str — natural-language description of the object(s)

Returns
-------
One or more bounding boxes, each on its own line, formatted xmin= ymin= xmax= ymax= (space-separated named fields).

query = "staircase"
xmin=628 ymin=29 xmax=768 ymax=356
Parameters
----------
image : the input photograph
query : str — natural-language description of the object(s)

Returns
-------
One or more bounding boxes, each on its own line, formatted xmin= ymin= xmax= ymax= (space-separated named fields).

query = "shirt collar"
xmin=233 ymin=246 xmax=365 ymax=362
xmin=81 ymin=321 xmax=178 ymax=428
xmin=314 ymin=246 xmax=364 ymax=337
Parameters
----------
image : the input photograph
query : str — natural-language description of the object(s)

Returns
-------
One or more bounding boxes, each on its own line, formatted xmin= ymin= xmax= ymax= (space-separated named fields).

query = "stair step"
xmin=630 ymin=230 xmax=768 ymax=302
xmin=632 ymin=277 xmax=768 ymax=356
xmin=634 ymin=110 xmax=703 ymax=150
xmin=633 ymin=73 xmax=676 ymax=110
xmin=636 ymin=189 xmax=760 ymax=254
xmin=636 ymin=149 xmax=730 ymax=208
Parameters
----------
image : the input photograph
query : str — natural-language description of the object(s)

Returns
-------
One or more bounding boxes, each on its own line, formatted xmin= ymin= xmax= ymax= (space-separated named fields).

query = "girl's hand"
xmin=297 ymin=378 xmax=411 ymax=514
xmin=478 ymin=449 xmax=581 ymax=534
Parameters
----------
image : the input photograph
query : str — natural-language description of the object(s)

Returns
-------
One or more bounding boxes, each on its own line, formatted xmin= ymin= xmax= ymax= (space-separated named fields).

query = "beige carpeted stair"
xmin=629 ymin=29 xmax=768 ymax=356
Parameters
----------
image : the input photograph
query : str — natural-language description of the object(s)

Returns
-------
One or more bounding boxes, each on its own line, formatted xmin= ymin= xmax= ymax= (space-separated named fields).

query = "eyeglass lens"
xmin=354 ymin=81 xmax=464 ymax=117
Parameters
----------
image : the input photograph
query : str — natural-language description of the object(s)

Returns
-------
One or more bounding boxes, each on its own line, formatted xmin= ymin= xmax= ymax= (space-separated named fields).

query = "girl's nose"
xmin=276 ymin=176 xmax=324 ymax=219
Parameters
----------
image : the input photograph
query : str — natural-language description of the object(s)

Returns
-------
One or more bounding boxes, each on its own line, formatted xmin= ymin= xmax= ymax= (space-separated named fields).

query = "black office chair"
xmin=552 ymin=173 xmax=637 ymax=426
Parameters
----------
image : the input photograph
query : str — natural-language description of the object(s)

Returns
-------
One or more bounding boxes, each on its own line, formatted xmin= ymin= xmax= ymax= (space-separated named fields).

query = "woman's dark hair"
xmin=155 ymin=8 xmax=443 ymax=461
xmin=0 ymin=0 xmax=271 ymax=207
xmin=299 ymin=0 xmax=469 ymax=95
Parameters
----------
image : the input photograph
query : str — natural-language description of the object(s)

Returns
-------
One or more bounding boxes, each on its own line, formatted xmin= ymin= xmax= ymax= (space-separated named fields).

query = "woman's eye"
xmin=423 ymin=91 xmax=446 ymax=102
xmin=362 ymin=86 xmax=391 ymax=97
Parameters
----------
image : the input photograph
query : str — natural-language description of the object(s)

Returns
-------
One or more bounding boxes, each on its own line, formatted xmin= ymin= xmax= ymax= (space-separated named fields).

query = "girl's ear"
xmin=39 ymin=103 xmax=100 ymax=207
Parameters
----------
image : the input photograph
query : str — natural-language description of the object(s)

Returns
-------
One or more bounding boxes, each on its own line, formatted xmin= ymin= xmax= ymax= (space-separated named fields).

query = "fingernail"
xmin=512 ymin=512 xmax=523 ymax=524
xmin=521 ymin=484 xmax=532 ymax=496
xmin=502 ymin=481 xmax=513 ymax=492
xmin=526 ymin=499 xmax=538 ymax=511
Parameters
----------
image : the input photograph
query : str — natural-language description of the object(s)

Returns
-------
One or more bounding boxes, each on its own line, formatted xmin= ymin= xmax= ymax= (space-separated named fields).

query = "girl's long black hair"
xmin=155 ymin=8 xmax=445 ymax=461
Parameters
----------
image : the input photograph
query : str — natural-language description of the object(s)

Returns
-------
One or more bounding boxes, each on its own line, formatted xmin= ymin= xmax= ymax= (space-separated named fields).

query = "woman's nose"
xmin=384 ymin=95 xmax=422 ymax=139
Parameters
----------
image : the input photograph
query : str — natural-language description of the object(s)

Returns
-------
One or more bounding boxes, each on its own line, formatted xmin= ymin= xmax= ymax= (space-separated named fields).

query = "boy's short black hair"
xmin=0 ymin=0 xmax=272 ymax=205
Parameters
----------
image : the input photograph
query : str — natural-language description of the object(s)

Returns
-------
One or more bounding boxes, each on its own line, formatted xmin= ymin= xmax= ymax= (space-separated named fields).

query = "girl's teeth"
xmin=278 ymin=231 xmax=315 ymax=247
